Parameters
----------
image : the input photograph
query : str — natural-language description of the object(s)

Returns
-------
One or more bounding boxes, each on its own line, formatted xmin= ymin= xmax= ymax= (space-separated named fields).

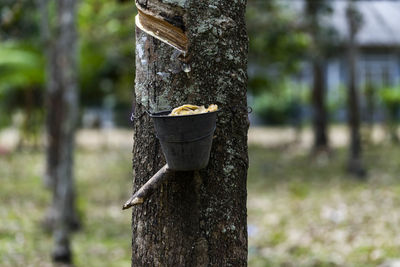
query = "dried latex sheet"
xmin=169 ymin=104 xmax=218 ymax=116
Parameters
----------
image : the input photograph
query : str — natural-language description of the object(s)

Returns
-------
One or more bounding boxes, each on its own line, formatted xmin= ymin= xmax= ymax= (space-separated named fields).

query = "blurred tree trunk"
xmin=37 ymin=0 xmax=59 ymax=190
xmin=37 ymin=0 xmax=79 ymax=262
xmin=363 ymin=70 xmax=375 ymax=143
xmin=311 ymin=59 xmax=328 ymax=151
xmin=346 ymin=0 xmax=365 ymax=177
xmin=387 ymin=109 xmax=400 ymax=144
xmin=305 ymin=0 xmax=330 ymax=154
xmin=131 ymin=0 xmax=248 ymax=265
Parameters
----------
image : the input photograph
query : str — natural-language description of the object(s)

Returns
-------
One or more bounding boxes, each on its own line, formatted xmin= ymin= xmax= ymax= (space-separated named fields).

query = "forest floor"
xmin=1 ymin=127 xmax=400 ymax=266
xmin=247 ymin=144 xmax=400 ymax=267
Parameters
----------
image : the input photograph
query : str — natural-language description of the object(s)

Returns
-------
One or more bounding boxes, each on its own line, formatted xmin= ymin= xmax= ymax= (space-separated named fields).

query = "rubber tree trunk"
xmin=131 ymin=0 xmax=249 ymax=266
xmin=38 ymin=0 xmax=79 ymax=262
xmin=305 ymin=0 xmax=330 ymax=154
xmin=37 ymin=0 xmax=61 ymax=196
xmin=364 ymin=71 xmax=375 ymax=143
xmin=346 ymin=0 xmax=365 ymax=177
xmin=311 ymin=59 xmax=329 ymax=152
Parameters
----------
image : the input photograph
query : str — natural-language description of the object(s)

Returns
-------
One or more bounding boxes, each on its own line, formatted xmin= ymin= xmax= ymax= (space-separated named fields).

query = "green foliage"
xmin=327 ymin=84 xmax=347 ymax=117
xmin=0 ymin=0 xmax=40 ymax=40
xmin=379 ymin=86 xmax=400 ymax=142
xmin=254 ymin=91 xmax=291 ymax=125
xmin=78 ymin=0 xmax=136 ymax=109
xmin=304 ymin=0 xmax=338 ymax=58
xmin=0 ymin=42 xmax=44 ymax=129
xmin=380 ymin=86 xmax=400 ymax=119
xmin=0 ymin=1 xmax=44 ymax=131
xmin=0 ymin=42 xmax=44 ymax=91
xmin=247 ymin=0 xmax=311 ymax=95
xmin=253 ymin=80 xmax=308 ymax=125
xmin=247 ymin=0 xmax=337 ymax=125
xmin=0 ymin=0 xmax=137 ymax=129
xmin=248 ymin=76 xmax=270 ymax=96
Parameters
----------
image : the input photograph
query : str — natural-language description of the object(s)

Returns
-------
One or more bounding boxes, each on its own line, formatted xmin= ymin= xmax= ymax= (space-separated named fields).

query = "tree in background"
xmin=247 ymin=1 xmax=309 ymax=126
xmin=0 ymin=0 xmax=44 ymax=147
xmin=247 ymin=1 xmax=309 ymax=90
xmin=77 ymin=0 xmax=136 ymax=121
xmin=37 ymin=0 xmax=79 ymax=262
xmin=380 ymin=86 xmax=400 ymax=143
xmin=363 ymin=70 xmax=376 ymax=143
xmin=304 ymin=0 xmax=334 ymax=154
xmin=129 ymin=0 xmax=248 ymax=265
xmin=346 ymin=0 xmax=366 ymax=177
xmin=0 ymin=0 xmax=136 ymax=132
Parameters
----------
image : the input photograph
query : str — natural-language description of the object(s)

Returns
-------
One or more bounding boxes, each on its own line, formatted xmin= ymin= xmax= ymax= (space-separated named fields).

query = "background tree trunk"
xmin=346 ymin=0 xmax=365 ymax=177
xmin=311 ymin=59 xmax=329 ymax=152
xmin=305 ymin=0 xmax=330 ymax=154
xmin=38 ymin=0 xmax=79 ymax=262
xmin=131 ymin=0 xmax=249 ymax=266
xmin=363 ymin=70 xmax=375 ymax=143
xmin=38 ymin=0 xmax=62 ymax=230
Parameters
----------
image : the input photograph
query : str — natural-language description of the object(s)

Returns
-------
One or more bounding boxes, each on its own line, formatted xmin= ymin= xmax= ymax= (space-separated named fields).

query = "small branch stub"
xmin=123 ymin=164 xmax=172 ymax=210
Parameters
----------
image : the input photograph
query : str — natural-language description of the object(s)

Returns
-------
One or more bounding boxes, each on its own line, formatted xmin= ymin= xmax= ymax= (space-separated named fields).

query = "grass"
xmin=0 ymin=149 xmax=132 ymax=267
xmin=1 ymin=143 xmax=400 ymax=266
xmin=248 ymin=144 xmax=400 ymax=267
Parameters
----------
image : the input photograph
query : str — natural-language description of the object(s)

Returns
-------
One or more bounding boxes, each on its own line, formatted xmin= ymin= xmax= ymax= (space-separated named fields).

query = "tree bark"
xmin=37 ymin=0 xmax=62 ymax=231
xmin=346 ymin=0 xmax=365 ymax=177
xmin=131 ymin=0 xmax=249 ymax=266
xmin=311 ymin=58 xmax=329 ymax=152
xmin=364 ymin=70 xmax=375 ymax=143
xmin=38 ymin=0 xmax=79 ymax=262
xmin=305 ymin=0 xmax=330 ymax=154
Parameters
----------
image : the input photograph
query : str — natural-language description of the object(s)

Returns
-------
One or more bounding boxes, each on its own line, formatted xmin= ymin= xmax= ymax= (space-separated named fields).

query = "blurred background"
xmin=1 ymin=0 xmax=400 ymax=266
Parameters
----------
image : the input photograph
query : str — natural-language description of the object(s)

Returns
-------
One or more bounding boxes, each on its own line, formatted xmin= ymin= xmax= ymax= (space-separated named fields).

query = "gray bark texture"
xmin=131 ymin=0 xmax=249 ymax=266
xmin=51 ymin=0 xmax=79 ymax=261
xmin=38 ymin=0 xmax=79 ymax=262
xmin=346 ymin=0 xmax=365 ymax=177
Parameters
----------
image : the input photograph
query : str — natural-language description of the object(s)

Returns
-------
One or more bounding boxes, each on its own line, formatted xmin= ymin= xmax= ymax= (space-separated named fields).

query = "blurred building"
xmin=327 ymin=0 xmax=400 ymax=92
xmin=294 ymin=0 xmax=400 ymax=123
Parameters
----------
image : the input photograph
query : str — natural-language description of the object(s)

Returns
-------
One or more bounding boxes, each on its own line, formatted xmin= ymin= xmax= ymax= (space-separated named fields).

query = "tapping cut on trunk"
xmin=135 ymin=8 xmax=188 ymax=53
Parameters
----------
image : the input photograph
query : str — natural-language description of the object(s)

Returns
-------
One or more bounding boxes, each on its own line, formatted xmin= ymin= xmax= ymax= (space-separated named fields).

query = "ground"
xmin=248 ymin=144 xmax=400 ymax=267
xmin=0 ymin=149 xmax=132 ymax=267
xmin=1 ymin=127 xmax=400 ymax=266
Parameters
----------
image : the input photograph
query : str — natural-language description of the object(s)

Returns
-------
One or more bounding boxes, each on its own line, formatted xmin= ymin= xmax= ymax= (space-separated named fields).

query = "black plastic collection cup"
xmin=149 ymin=110 xmax=218 ymax=171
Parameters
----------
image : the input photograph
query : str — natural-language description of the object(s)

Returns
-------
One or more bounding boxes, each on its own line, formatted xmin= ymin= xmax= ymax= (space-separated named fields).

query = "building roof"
xmin=329 ymin=0 xmax=400 ymax=47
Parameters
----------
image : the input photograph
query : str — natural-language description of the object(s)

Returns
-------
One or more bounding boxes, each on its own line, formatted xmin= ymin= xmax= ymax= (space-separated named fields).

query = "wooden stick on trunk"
xmin=123 ymin=164 xmax=172 ymax=210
